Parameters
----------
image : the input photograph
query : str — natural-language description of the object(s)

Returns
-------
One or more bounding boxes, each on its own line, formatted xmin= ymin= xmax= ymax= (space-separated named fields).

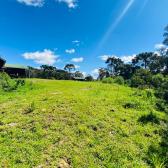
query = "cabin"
xmin=73 ymin=77 xmax=85 ymax=81
xmin=0 ymin=57 xmax=28 ymax=78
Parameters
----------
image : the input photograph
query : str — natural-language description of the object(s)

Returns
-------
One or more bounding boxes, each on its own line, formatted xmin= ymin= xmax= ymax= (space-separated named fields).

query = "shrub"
xmin=114 ymin=76 xmax=124 ymax=85
xmin=102 ymin=77 xmax=114 ymax=84
xmin=131 ymin=69 xmax=153 ymax=89
xmin=152 ymin=74 xmax=164 ymax=88
xmin=0 ymin=73 xmax=26 ymax=92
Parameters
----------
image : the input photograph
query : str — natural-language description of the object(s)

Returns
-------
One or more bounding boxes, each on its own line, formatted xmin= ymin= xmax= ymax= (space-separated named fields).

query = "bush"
xmin=114 ymin=76 xmax=124 ymax=85
xmin=152 ymin=74 xmax=164 ymax=88
xmin=102 ymin=77 xmax=114 ymax=84
xmin=0 ymin=73 xmax=26 ymax=92
xmin=131 ymin=69 xmax=153 ymax=89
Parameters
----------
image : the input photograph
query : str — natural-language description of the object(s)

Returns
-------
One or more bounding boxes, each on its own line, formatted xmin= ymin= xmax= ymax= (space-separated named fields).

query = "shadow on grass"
xmin=145 ymin=126 xmax=168 ymax=168
xmin=138 ymin=112 xmax=160 ymax=124
xmin=139 ymin=112 xmax=168 ymax=167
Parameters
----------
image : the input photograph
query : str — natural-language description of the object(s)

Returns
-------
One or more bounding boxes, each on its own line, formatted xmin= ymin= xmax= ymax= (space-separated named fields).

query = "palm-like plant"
xmin=105 ymin=57 xmax=123 ymax=77
xmin=64 ymin=64 xmax=76 ymax=79
xmin=64 ymin=64 xmax=76 ymax=73
xmin=132 ymin=52 xmax=153 ymax=69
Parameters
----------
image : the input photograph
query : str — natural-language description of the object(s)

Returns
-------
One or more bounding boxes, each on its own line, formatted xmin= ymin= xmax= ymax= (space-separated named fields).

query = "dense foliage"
xmin=0 ymin=72 xmax=33 ymax=93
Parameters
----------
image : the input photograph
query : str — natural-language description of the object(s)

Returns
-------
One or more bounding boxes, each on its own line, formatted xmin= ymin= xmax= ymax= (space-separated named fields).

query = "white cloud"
xmin=77 ymin=44 xmax=79 ymax=46
xmin=92 ymin=69 xmax=99 ymax=79
xmin=22 ymin=49 xmax=59 ymax=65
xmin=65 ymin=49 xmax=75 ymax=54
xmin=98 ymin=55 xmax=118 ymax=61
xmin=54 ymin=48 xmax=58 ymax=51
xmin=155 ymin=44 xmax=165 ymax=49
xmin=57 ymin=0 xmax=78 ymax=8
xmin=82 ymin=72 xmax=86 ymax=77
xmin=120 ymin=54 xmax=136 ymax=63
xmin=16 ymin=0 xmax=44 ymax=7
xmin=98 ymin=54 xmax=136 ymax=63
xmin=74 ymin=65 xmax=80 ymax=68
xmin=71 ymin=57 xmax=83 ymax=62
xmin=72 ymin=40 xmax=80 ymax=43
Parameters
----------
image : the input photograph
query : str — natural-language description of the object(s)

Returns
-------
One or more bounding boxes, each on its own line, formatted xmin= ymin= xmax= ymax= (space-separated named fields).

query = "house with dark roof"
xmin=72 ymin=77 xmax=85 ymax=81
xmin=0 ymin=57 xmax=28 ymax=78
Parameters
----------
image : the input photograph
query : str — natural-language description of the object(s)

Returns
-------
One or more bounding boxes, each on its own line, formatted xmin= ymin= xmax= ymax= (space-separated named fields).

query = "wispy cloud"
xmin=120 ymin=54 xmax=136 ymax=63
xmin=17 ymin=0 xmax=78 ymax=8
xmin=16 ymin=0 xmax=44 ymax=7
xmin=57 ymin=0 xmax=78 ymax=8
xmin=74 ymin=65 xmax=80 ymax=68
xmin=65 ymin=49 xmax=75 ymax=54
xmin=98 ymin=54 xmax=136 ymax=63
xmin=72 ymin=40 xmax=80 ymax=43
xmin=98 ymin=0 xmax=135 ymax=50
xmin=22 ymin=49 xmax=60 ymax=65
xmin=155 ymin=44 xmax=165 ymax=49
xmin=138 ymin=0 xmax=148 ymax=16
xmin=71 ymin=57 xmax=83 ymax=62
xmin=98 ymin=55 xmax=117 ymax=61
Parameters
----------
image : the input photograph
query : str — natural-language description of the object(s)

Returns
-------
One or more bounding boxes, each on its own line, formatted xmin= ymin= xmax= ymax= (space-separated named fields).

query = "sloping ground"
xmin=0 ymin=79 xmax=167 ymax=168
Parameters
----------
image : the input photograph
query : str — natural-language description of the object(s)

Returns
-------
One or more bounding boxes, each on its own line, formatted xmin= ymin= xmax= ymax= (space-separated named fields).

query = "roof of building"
xmin=4 ymin=64 xmax=28 ymax=69
xmin=73 ymin=77 xmax=85 ymax=80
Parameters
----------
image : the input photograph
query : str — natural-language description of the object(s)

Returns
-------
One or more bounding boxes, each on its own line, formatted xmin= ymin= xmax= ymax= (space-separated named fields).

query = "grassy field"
xmin=0 ymin=79 xmax=167 ymax=168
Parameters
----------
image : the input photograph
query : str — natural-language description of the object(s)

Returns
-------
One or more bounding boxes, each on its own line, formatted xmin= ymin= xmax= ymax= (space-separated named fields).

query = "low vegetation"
xmin=0 ymin=79 xmax=167 ymax=167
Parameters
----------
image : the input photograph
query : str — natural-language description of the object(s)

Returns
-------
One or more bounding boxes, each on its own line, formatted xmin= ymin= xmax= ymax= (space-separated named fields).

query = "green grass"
xmin=0 ymin=79 xmax=167 ymax=168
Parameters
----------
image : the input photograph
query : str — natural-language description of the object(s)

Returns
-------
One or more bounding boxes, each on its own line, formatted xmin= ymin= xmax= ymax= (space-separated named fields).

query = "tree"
xmin=105 ymin=57 xmax=123 ymax=77
xmin=163 ymin=25 xmax=168 ymax=46
xmin=73 ymin=71 xmax=84 ymax=78
xmin=132 ymin=52 xmax=153 ymax=69
xmin=64 ymin=64 xmax=76 ymax=73
xmin=117 ymin=64 xmax=140 ymax=80
xmin=97 ymin=68 xmax=109 ymax=80
xmin=64 ymin=64 xmax=76 ymax=80
xmin=85 ymin=75 xmax=93 ymax=81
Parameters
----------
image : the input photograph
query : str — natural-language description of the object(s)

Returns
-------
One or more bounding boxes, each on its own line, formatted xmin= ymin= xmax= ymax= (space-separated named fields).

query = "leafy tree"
xmin=73 ymin=71 xmax=84 ymax=78
xmin=163 ymin=25 xmax=168 ymax=46
xmin=117 ymin=64 xmax=140 ymax=80
xmin=105 ymin=57 xmax=123 ymax=77
xmin=132 ymin=52 xmax=153 ymax=69
xmin=64 ymin=64 xmax=76 ymax=73
xmin=85 ymin=75 xmax=93 ymax=81
xmin=97 ymin=68 xmax=109 ymax=80
xmin=149 ymin=54 xmax=166 ymax=74
xmin=131 ymin=69 xmax=153 ymax=89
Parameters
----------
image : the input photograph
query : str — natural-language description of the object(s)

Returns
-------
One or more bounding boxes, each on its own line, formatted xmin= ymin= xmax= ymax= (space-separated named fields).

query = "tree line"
xmin=26 ymin=64 xmax=93 ymax=81
xmin=97 ymin=25 xmax=168 ymax=81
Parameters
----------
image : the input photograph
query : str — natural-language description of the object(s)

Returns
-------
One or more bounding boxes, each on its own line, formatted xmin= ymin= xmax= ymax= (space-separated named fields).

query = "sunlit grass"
xmin=0 ymin=79 xmax=167 ymax=167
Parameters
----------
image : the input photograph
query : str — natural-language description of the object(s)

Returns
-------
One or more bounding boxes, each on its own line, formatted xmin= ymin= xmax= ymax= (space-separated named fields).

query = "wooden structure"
xmin=0 ymin=57 xmax=28 ymax=78
xmin=73 ymin=77 xmax=85 ymax=81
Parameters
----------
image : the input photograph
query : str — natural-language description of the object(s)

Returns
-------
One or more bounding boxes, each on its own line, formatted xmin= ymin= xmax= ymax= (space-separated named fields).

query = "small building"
xmin=0 ymin=57 xmax=28 ymax=78
xmin=72 ymin=77 xmax=85 ymax=81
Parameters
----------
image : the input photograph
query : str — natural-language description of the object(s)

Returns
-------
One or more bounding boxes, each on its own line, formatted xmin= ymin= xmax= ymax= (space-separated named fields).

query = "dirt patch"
xmin=0 ymin=100 xmax=17 ymax=107
xmin=51 ymin=92 xmax=62 ymax=95
xmin=42 ymin=109 xmax=46 ymax=112
xmin=8 ymin=123 xmax=17 ymax=127
xmin=58 ymin=158 xmax=70 ymax=168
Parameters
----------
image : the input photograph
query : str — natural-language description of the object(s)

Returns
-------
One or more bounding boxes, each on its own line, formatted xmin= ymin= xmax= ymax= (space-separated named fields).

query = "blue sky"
xmin=0 ymin=0 xmax=168 ymax=78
